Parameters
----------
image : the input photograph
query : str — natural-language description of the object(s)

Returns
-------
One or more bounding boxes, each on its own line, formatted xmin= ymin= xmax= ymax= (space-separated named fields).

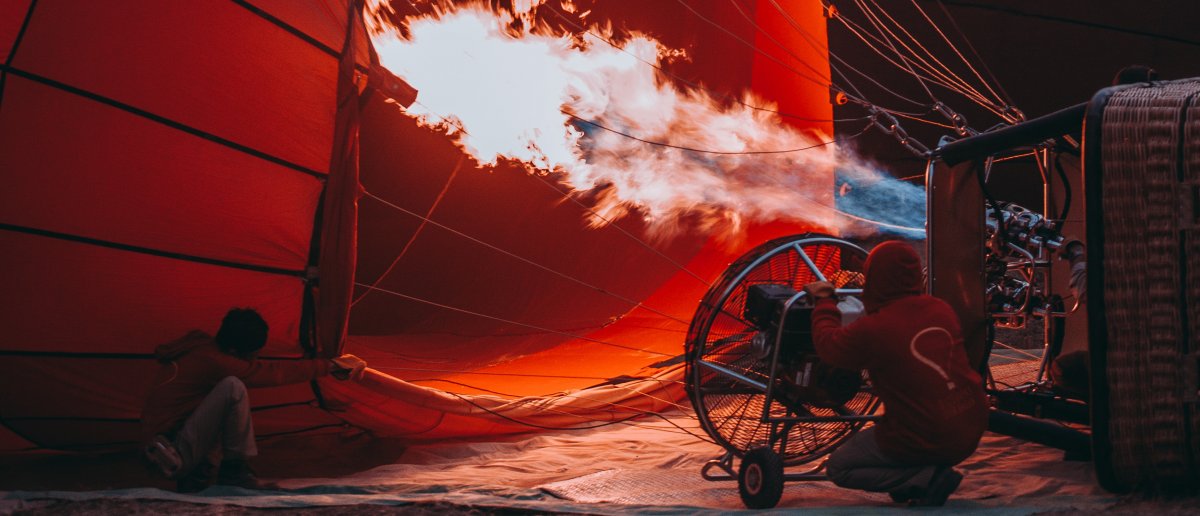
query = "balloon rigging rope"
xmin=418 ymin=366 xmax=699 ymax=416
xmin=707 ymin=0 xmax=1013 ymax=152
xmin=358 ymin=188 xmax=692 ymax=327
xmin=555 ymin=117 xmax=928 ymax=231
xmin=853 ymin=0 xmax=936 ymax=104
xmin=401 ymin=99 xmax=715 ymax=287
xmin=830 ymin=0 xmax=1011 ymax=122
xmin=440 ymin=387 xmax=714 ymax=441
xmin=923 ymin=0 xmax=1013 ymax=106
xmin=360 ymin=354 xmax=714 ymax=440
xmin=540 ymin=3 xmax=869 ymax=125
xmin=427 ymin=372 xmax=716 ymax=442
xmin=352 ymin=281 xmax=676 ymax=357
xmin=749 ymin=0 xmax=935 ymax=112
xmin=868 ymin=0 xmax=1001 ymax=107
xmin=850 ymin=0 xmax=998 ymax=110
xmin=748 ymin=0 xmax=1016 ymax=127
xmin=835 ymin=12 xmax=1006 ymax=122
xmin=351 ymin=154 xmax=466 ymax=308
xmin=724 ymin=0 xmax=930 ymax=116
xmin=670 ymin=0 xmax=840 ymax=97
xmin=357 ymin=367 xmax=629 ymax=381
xmin=523 ymin=172 xmax=713 ymax=287
xmin=890 ymin=108 xmax=956 ymax=130
xmin=563 ymin=111 xmax=864 ymax=155
xmin=370 ymin=364 xmax=703 ymax=419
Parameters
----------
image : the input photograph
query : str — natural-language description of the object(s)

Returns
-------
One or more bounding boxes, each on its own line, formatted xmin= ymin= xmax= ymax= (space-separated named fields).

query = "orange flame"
xmin=368 ymin=3 xmax=916 ymax=238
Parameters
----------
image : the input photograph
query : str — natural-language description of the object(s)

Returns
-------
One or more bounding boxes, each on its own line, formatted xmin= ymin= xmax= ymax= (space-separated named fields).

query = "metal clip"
xmin=932 ymin=101 xmax=954 ymax=120
xmin=867 ymin=107 xmax=931 ymax=158
xmin=931 ymin=101 xmax=976 ymax=137
xmin=1002 ymin=105 xmax=1027 ymax=123
xmin=904 ymin=137 xmax=931 ymax=157
xmin=870 ymin=109 xmax=900 ymax=135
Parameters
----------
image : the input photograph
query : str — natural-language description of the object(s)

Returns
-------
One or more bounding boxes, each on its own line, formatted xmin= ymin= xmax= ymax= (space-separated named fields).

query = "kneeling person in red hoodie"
xmin=141 ymin=308 xmax=366 ymax=492
xmin=804 ymin=241 xmax=988 ymax=506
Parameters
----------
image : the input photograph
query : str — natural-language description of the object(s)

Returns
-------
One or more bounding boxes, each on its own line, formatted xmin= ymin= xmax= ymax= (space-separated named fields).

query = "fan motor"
xmin=744 ymin=284 xmax=862 ymax=408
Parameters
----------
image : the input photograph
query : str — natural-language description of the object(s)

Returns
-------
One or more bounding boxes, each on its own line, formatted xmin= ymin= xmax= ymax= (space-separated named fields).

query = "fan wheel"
xmin=685 ymin=233 xmax=879 ymax=465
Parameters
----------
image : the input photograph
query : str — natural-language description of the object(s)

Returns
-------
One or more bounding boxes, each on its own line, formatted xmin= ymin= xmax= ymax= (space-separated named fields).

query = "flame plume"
xmin=368 ymin=3 xmax=925 ymax=238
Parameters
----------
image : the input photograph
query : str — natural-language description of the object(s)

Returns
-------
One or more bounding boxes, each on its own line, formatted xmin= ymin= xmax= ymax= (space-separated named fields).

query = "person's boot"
xmin=911 ymin=467 xmax=963 ymax=507
xmin=888 ymin=485 xmax=925 ymax=504
xmin=176 ymin=461 xmax=214 ymax=493
xmin=216 ymin=459 xmax=276 ymax=490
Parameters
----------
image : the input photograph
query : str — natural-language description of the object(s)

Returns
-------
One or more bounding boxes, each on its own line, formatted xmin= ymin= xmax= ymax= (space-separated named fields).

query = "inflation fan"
xmin=684 ymin=233 xmax=880 ymax=508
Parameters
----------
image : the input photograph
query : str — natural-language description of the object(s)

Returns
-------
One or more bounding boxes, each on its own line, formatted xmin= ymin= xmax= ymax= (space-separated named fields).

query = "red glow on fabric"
xmin=0 ymin=1 xmax=833 ymax=449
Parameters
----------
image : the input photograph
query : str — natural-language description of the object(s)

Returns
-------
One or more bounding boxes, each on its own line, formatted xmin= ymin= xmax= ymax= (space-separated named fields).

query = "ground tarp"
xmin=1 ymin=412 xmax=1120 ymax=515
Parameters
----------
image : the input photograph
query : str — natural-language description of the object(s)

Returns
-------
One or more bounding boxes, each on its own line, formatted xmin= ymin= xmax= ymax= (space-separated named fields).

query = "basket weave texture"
xmin=1101 ymin=79 xmax=1200 ymax=490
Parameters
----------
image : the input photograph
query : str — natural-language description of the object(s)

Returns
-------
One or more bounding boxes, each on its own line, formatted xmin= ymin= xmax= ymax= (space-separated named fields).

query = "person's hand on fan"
xmin=803 ymin=281 xmax=836 ymax=300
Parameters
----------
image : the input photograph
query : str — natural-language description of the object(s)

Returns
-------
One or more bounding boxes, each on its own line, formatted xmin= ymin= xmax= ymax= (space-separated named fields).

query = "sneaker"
xmin=143 ymin=435 xmax=183 ymax=479
xmin=911 ymin=467 xmax=963 ymax=507
xmin=216 ymin=459 xmax=277 ymax=490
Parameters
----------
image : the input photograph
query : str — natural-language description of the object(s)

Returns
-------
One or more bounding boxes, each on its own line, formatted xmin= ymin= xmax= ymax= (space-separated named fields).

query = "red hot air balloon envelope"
xmin=0 ymin=0 xmax=830 ymax=451
xmin=1 ymin=1 xmax=1141 ymax=513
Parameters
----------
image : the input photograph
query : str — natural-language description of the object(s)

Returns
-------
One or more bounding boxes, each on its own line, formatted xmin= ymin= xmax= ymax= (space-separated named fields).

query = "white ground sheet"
xmin=2 ymin=411 xmax=1115 ymax=514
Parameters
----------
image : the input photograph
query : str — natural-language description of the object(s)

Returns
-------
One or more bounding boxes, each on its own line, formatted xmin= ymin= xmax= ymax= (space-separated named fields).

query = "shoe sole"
xmin=913 ymin=469 xmax=962 ymax=507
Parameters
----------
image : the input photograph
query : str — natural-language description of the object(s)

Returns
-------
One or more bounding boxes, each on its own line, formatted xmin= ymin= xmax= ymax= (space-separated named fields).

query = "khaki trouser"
xmin=172 ymin=376 xmax=257 ymax=474
xmin=825 ymin=427 xmax=938 ymax=494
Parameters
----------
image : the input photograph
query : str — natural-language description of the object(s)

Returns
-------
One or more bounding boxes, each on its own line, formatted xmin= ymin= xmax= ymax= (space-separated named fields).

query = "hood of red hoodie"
xmin=153 ymin=330 xmax=212 ymax=362
xmin=862 ymin=240 xmax=924 ymax=313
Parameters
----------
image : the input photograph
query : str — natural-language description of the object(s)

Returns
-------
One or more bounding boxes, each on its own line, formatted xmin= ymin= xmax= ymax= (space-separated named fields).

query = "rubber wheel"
xmin=738 ymin=447 xmax=784 ymax=509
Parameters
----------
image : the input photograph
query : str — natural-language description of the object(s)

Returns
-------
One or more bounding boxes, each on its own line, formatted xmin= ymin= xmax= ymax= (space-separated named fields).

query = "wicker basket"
xmin=1088 ymin=78 xmax=1200 ymax=492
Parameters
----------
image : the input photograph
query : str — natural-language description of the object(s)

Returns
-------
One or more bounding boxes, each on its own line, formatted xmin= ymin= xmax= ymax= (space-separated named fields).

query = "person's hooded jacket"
xmin=811 ymin=241 xmax=988 ymax=464
xmin=141 ymin=331 xmax=331 ymax=438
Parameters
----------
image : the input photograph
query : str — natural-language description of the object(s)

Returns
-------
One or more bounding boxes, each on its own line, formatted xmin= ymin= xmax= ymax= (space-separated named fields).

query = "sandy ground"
xmin=3 ymin=413 xmax=1199 ymax=515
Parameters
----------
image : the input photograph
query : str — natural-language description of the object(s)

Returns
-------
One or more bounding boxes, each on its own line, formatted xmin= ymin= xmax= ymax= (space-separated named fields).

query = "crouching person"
xmin=804 ymin=241 xmax=988 ymax=506
xmin=141 ymin=307 xmax=366 ymax=492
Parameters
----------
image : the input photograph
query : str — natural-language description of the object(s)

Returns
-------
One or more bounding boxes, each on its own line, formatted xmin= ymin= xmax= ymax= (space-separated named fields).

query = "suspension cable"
xmin=354 ymin=281 xmax=675 ymax=357
xmin=361 ymin=358 xmax=712 ymax=440
xmin=360 ymin=189 xmax=692 ymax=326
xmin=371 ymin=361 xmax=713 ymax=443
xmin=438 ymin=387 xmax=714 ymax=442
xmin=403 ymin=101 xmax=714 ymax=286
xmin=857 ymin=0 xmax=1001 ymax=109
xmin=543 ymin=2 xmax=866 ymax=124
xmin=853 ymin=0 xmax=937 ymax=104
xmin=840 ymin=0 xmax=988 ymax=102
xmin=671 ymin=0 xmax=844 ymax=97
xmin=351 ymin=154 xmax=466 ymax=308
xmin=525 ymin=173 xmax=712 ymax=287
xmin=565 ymin=112 xmax=863 ymax=155
xmin=831 ymin=6 xmax=1007 ymax=122
xmin=724 ymin=0 xmax=934 ymax=110
xmin=725 ymin=0 xmax=937 ymax=123
xmin=917 ymin=0 xmax=1013 ymax=110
